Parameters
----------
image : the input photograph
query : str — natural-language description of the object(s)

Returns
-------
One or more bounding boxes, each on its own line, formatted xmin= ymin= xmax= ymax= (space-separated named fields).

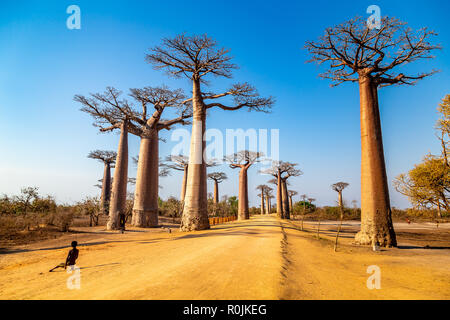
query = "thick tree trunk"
xmin=132 ymin=130 xmax=159 ymax=227
xmin=107 ymin=121 xmax=128 ymax=230
xmin=289 ymin=196 xmax=293 ymax=216
xmin=276 ymin=170 xmax=283 ymax=218
xmin=100 ymin=162 xmax=111 ymax=215
xmin=281 ymin=180 xmax=290 ymax=219
xmin=260 ymin=195 xmax=265 ymax=215
xmin=180 ymin=166 xmax=188 ymax=202
xmin=265 ymin=195 xmax=270 ymax=214
xmin=355 ymin=76 xmax=397 ymax=247
xmin=238 ymin=167 xmax=249 ymax=220
xmin=181 ymin=79 xmax=210 ymax=231
xmin=213 ymin=180 xmax=219 ymax=205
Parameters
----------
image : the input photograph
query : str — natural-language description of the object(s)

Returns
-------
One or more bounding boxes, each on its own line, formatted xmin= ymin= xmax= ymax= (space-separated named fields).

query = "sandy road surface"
xmin=0 ymin=216 xmax=283 ymax=299
xmin=0 ymin=215 xmax=449 ymax=299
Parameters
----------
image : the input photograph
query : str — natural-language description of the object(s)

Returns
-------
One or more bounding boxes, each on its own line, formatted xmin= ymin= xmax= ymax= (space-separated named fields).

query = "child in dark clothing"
xmin=49 ymin=241 xmax=79 ymax=272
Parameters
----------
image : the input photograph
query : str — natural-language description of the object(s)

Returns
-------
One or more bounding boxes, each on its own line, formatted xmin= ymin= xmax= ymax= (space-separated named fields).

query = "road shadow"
xmin=397 ymin=245 xmax=450 ymax=250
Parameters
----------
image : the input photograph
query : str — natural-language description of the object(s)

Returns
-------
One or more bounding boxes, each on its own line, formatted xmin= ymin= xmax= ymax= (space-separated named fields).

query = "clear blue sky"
xmin=0 ymin=0 xmax=449 ymax=208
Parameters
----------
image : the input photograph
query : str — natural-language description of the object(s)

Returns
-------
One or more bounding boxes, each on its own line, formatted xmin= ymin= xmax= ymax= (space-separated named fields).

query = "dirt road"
xmin=0 ymin=215 xmax=449 ymax=299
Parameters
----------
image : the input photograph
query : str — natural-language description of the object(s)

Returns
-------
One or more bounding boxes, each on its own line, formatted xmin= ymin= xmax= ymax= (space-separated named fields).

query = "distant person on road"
xmin=49 ymin=241 xmax=79 ymax=272
xmin=119 ymin=213 xmax=126 ymax=233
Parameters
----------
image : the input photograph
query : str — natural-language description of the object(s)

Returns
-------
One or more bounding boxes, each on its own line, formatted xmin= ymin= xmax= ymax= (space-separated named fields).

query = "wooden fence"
xmin=208 ymin=215 xmax=237 ymax=225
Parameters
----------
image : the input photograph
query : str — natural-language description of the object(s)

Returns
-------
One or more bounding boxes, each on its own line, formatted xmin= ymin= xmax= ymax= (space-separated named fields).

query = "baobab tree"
xmin=87 ymin=150 xmax=116 ymax=215
xmin=76 ymin=87 xmax=135 ymax=230
xmin=165 ymin=155 xmax=189 ymax=203
xmin=165 ymin=155 xmax=217 ymax=204
xmin=288 ymin=190 xmax=298 ymax=217
xmin=263 ymin=187 xmax=274 ymax=214
xmin=262 ymin=161 xmax=302 ymax=219
xmin=208 ymin=172 xmax=228 ymax=205
xmin=147 ymin=34 xmax=274 ymax=231
xmin=226 ymin=151 xmax=264 ymax=220
xmin=305 ymin=17 xmax=440 ymax=247
xmin=256 ymin=184 xmax=270 ymax=215
xmin=267 ymin=178 xmax=281 ymax=217
xmin=331 ymin=182 xmax=349 ymax=251
xmin=77 ymin=86 xmax=190 ymax=229
xmin=129 ymin=86 xmax=191 ymax=228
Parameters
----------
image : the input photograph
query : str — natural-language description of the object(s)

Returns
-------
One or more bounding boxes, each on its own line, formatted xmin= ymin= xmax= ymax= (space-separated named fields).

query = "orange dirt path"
xmin=0 ymin=215 xmax=448 ymax=299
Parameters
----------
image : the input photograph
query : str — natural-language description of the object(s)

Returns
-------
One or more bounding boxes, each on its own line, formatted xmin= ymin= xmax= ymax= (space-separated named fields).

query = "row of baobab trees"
xmin=77 ymin=14 xmax=440 ymax=247
xmin=87 ymin=146 xmax=304 ymax=223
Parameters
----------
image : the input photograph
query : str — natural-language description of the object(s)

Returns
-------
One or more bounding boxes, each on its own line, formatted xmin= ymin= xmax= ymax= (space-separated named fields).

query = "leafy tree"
xmin=394 ymin=155 xmax=449 ymax=217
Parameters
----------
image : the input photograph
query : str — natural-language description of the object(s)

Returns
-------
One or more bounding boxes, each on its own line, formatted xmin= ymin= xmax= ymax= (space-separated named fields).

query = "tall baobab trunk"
xmin=265 ymin=195 xmax=270 ymax=214
xmin=180 ymin=166 xmax=188 ymax=202
xmin=260 ymin=194 xmax=265 ymax=215
xmin=107 ymin=121 xmax=128 ymax=230
xmin=238 ymin=167 xmax=249 ymax=220
xmin=100 ymin=162 xmax=112 ymax=215
xmin=276 ymin=169 xmax=283 ymax=218
xmin=289 ymin=195 xmax=293 ymax=216
xmin=181 ymin=79 xmax=210 ymax=231
xmin=355 ymin=76 xmax=397 ymax=247
xmin=213 ymin=180 xmax=220 ymax=205
xmin=132 ymin=130 xmax=159 ymax=227
xmin=281 ymin=180 xmax=290 ymax=219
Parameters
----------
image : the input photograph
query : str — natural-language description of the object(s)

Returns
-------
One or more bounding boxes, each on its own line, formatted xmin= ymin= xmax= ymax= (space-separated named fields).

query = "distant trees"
xmin=226 ymin=151 xmax=263 ymax=220
xmin=147 ymin=34 xmax=274 ymax=231
xmin=88 ymin=150 xmax=116 ymax=216
xmin=394 ymin=95 xmax=450 ymax=218
xmin=0 ymin=187 xmax=57 ymax=215
xmin=256 ymin=185 xmax=271 ymax=215
xmin=306 ymin=16 xmax=440 ymax=247
xmin=261 ymin=161 xmax=302 ymax=219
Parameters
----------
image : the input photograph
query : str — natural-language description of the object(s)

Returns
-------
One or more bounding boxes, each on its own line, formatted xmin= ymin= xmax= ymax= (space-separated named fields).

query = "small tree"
xmin=300 ymin=194 xmax=308 ymax=230
xmin=331 ymin=182 xmax=349 ymax=251
xmin=394 ymin=95 xmax=450 ymax=217
xmin=208 ymin=172 xmax=228 ymax=206
xmin=394 ymin=155 xmax=449 ymax=217
xmin=16 ymin=187 xmax=39 ymax=214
